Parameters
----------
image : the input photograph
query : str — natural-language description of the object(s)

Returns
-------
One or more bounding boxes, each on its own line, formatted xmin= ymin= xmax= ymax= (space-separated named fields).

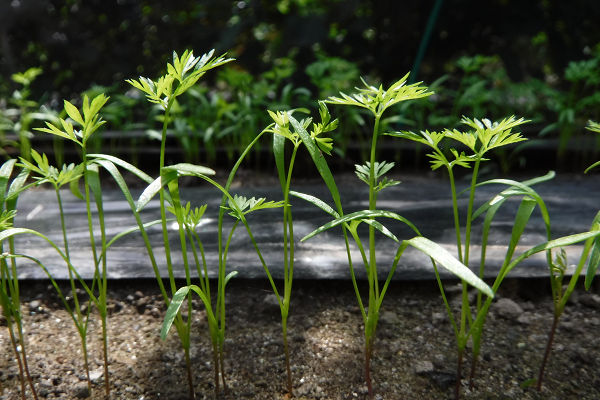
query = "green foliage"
xmin=224 ymin=195 xmax=284 ymax=219
xmin=293 ymin=76 xmax=494 ymax=398
xmin=0 ymin=68 xmax=56 ymax=162
xmin=354 ymin=161 xmax=400 ymax=192
xmin=3 ymin=44 xmax=600 ymax=400
xmin=327 ymin=73 xmax=433 ymax=118
xmin=18 ymin=149 xmax=83 ymax=190
xmin=305 ymin=52 xmax=360 ymax=98
xmin=36 ymin=94 xmax=108 ymax=147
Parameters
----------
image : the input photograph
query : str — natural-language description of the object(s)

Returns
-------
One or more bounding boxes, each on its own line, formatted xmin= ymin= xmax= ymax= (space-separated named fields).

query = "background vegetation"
xmin=1 ymin=0 xmax=600 ymax=172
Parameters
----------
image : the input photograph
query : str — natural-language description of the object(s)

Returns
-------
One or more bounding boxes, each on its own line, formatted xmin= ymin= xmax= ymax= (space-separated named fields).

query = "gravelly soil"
xmin=1 ymin=278 xmax=600 ymax=400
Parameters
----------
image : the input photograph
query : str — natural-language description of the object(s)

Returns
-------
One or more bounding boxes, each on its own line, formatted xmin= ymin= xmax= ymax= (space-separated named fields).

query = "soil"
xmin=2 ymin=278 xmax=600 ymax=400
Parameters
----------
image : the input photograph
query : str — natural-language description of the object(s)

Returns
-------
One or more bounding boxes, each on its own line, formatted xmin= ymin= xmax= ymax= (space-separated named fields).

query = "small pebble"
xmin=414 ymin=360 xmax=434 ymax=375
xmin=494 ymin=297 xmax=523 ymax=320
xmin=380 ymin=310 xmax=400 ymax=324
xmin=29 ymin=299 xmax=43 ymax=313
xmin=73 ymin=383 xmax=90 ymax=399
xmin=262 ymin=293 xmax=280 ymax=308
xmin=579 ymin=293 xmax=600 ymax=310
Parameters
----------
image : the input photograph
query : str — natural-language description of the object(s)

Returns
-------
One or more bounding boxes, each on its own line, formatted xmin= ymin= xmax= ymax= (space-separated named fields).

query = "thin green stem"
xmin=537 ymin=313 xmax=559 ymax=391
xmin=92 ymin=179 xmax=110 ymax=397
xmin=368 ymin=114 xmax=382 ymax=302
xmin=159 ymin=106 xmax=176 ymax=296
xmin=80 ymin=147 xmax=99 ymax=397
xmin=7 ymin=239 xmax=38 ymax=400
xmin=366 ymin=112 xmax=382 ymax=400
xmin=81 ymin=148 xmax=99 ymax=271
xmin=344 ymin=230 xmax=366 ymax=321
xmin=458 ymin=158 xmax=481 ymax=377
xmin=280 ymin=143 xmax=299 ymax=396
xmin=463 ymin=158 xmax=481 ymax=267
xmin=6 ymin=320 xmax=27 ymax=400
xmin=282 ymin=144 xmax=299 ymax=301
xmin=189 ymin=229 xmax=209 ymax=296
xmin=432 ymin=260 xmax=460 ymax=337
xmin=54 ymin=190 xmax=80 ymax=323
xmin=447 ymin=167 xmax=463 ymax=262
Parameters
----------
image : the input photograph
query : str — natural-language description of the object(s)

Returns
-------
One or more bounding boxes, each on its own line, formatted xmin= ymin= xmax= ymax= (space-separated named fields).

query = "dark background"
xmin=2 ymin=0 xmax=599 ymax=98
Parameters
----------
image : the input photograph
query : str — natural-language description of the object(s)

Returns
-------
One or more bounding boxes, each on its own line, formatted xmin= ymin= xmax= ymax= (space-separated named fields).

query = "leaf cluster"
xmin=388 ymin=116 xmax=527 ymax=171
xmin=326 ymin=73 xmax=433 ymax=117
xmin=126 ymin=49 xmax=234 ymax=110
xmin=18 ymin=149 xmax=83 ymax=189
xmin=167 ymin=202 xmax=208 ymax=231
xmin=266 ymin=102 xmax=338 ymax=154
xmin=447 ymin=116 xmax=528 ymax=156
xmin=354 ymin=161 xmax=400 ymax=192
xmin=0 ymin=209 xmax=17 ymax=230
xmin=35 ymin=94 xmax=109 ymax=147
xmin=224 ymin=194 xmax=284 ymax=220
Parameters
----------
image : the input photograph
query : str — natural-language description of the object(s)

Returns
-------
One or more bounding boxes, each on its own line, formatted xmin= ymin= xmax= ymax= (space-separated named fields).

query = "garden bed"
xmin=1 ymin=278 xmax=600 ymax=399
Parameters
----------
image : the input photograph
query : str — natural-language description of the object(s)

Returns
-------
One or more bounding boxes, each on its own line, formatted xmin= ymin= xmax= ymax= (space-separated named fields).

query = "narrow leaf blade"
xmin=407 ymin=236 xmax=493 ymax=297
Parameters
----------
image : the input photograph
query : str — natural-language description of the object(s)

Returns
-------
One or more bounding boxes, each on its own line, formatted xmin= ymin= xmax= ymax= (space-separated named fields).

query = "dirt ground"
xmin=2 ymin=277 xmax=600 ymax=400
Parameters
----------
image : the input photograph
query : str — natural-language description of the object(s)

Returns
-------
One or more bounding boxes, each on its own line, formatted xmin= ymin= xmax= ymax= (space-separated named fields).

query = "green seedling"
xmin=532 ymin=120 xmax=600 ymax=391
xmin=17 ymin=150 xmax=101 ymax=393
xmin=127 ymin=49 xmax=233 ymax=399
xmin=285 ymin=75 xmax=493 ymax=399
xmin=0 ymin=227 xmax=107 ymax=400
xmin=534 ymin=210 xmax=599 ymax=391
xmin=0 ymin=158 xmax=97 ymax=399
xmin=390 ymin=116 xmax=600 ymax=398
xmin=35 ymin=93 xmax=112 ymax=397
xmin=0 ymin=68 xmax=57 ymax=161
xmin=540 ymin=53 xmax=600 ymax=163
xmin=157 ymin=147 xmax=284 ymax=397
xmin=0 ymin=159 xmax=37 ymax=400
xmin=388 ymin=116 xmax=533 ymax=396
xmin=260 ymin=102 xmax=337 ymax=396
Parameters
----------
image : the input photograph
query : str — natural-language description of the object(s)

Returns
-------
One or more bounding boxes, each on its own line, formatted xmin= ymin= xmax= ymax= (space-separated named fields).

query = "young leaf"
xmin=406 ymin=236 xmax=493 ymax=297
xmin=63 ymin=100 xmax=84 ymax=125
xmin=288 ymin=113 xmax=344 ymax=213
xmin=162 ymin=163 xmax=215 ymax=177
xmin=301 ymin=209 xmax=421 ymax=242
xmin=136 ymin=170 xmax=178 ymax=212
xmin=327 ymin=73 xmax=433 ymax=117
xmin=160 ymin=286 xmax=191 ymax=340
xmin=224 ymin=194 xmax=284 ymax=219
xmin=289 ymin=191 xmax=340 ymax=218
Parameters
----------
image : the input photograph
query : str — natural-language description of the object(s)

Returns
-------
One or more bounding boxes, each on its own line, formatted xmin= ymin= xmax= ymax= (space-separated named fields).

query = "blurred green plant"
xmin=540 ymin=49 xmax=600 ymax=162
xmin=0 ymin=68 xmax=57 ymax=161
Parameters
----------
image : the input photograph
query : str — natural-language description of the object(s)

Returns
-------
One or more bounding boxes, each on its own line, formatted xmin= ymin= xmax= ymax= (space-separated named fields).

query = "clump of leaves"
xmin=127 ymin=49 xmax=233 ymax=399
xmin=532 ymin=120 xmax=600 ymax=391
xmin=290 ymin=76 xmax=493 ymax=399
xmin=0 ymin=68 xmax=56 ymax=161
xmin=261 ymin=102 xmax=337 ymax=395
xmin=35 ymin=93 xmax=112 ymax=397
xmin=390 ymin=116 xmax=600 ymax=398
xmin=0 ymin=159 xmax=37 ymax=400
